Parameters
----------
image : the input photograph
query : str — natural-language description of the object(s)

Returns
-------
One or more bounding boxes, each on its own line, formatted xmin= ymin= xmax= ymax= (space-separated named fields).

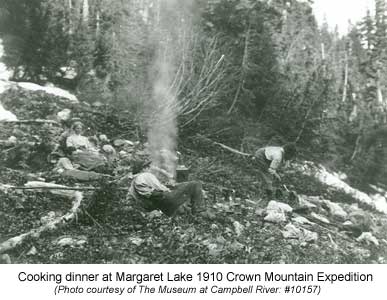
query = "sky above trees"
xmin=313 ymin=0 xmax=375 ymax=34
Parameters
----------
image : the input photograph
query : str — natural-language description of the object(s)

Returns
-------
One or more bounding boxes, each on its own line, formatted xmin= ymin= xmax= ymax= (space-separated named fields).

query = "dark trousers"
xmin=253 ymin=149 xmax=272 ymax=184
xmin=149 ymin=181 xmax=205 ymax=216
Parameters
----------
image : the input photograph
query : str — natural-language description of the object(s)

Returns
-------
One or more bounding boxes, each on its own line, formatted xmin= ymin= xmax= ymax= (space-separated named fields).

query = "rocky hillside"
xmin=1 ymin=82 xmax=387 ymax=264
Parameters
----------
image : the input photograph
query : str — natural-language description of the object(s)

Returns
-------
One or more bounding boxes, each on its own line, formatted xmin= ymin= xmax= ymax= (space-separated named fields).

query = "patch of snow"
xmin=0 ymin=63 xmax=12 ymax=80
xmin=323 ymin=200 xmax=348 ymax=220
xmin=0 ymin=103 xmax=18 ymax=121
xmin=295 ymin=161 xmax=387 ymax=214
xmin=370 ymin=194 xmax=387 ymax=214
xmin=298 ymin=195 xmax=318 ymax=209
xmin=17 ymin=82 xmax=78 ymax=103
xmin=0 ymin=79 xmax=11 ymax=94
xmin=2 ymin=76 xmax=78 ymax=104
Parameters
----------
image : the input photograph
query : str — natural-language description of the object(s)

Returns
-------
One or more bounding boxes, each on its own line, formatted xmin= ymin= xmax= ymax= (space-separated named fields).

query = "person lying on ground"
xmin=128 ymin=150 xmax=206 ymax=217
xmin=252 ymin=142 xmax=297 ymax=196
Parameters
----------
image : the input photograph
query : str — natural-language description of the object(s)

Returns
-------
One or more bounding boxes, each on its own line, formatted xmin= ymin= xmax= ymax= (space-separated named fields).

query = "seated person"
xmin=65 ymin=121 xmax=107 ymax=171
xmin=128 ymin=149 xmax=205 ymax=217
xmin=66 ymin=121 xmax=98 ymax=152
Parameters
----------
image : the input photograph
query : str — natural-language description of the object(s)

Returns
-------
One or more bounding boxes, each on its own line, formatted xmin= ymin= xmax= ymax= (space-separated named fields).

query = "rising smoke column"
xmin=148 ymin=52 xmax=178 ymax=176
xmin=147 ymin=0 xmax=192 ymax=177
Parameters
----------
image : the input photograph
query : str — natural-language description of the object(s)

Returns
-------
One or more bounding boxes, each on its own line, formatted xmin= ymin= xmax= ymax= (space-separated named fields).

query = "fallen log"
xmin=0 ymin=194 xmax=83 ymax=254
xmin=6 ymin=185 xmax=127 ymax=192
xmin=213 ymin=141 xmax=251 ymax=156
xmin=1 ymin=179 xmax=128 ymax=193
xmin=0 ymin=119 xmax=61 ymax=126
xmin=0 ymin=140 xmax=35 ymax=146
xmin=196 ymin=134 xmax=251 ymax=157
xmin=8 ymin=185 xmax=98 ymax=191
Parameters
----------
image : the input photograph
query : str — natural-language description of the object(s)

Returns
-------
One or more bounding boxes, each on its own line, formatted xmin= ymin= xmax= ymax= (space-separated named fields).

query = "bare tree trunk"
xmin=350 ymin=135 xmax=362 ymax=161
xmin=82 ymin=0 xmax=89 ymax=23
xmin=376 ymin=68 xmax=383 ymax=104
xmin=342 ymin=52 xmax=348 ymax=102
xmin=321 ymin=43 xmax=325 ymax=60
xmin=74 ymin=0 xmax=81 ymax=23
xmin=227 ymin=22 xmax=250 ymax=115
xmin=349 ymin=104 xmax=358 ymax=122
xmin=68 ymin=0 xmax=73 ymax=35
xmin=96 ymin=9 xmax=100 ymax=36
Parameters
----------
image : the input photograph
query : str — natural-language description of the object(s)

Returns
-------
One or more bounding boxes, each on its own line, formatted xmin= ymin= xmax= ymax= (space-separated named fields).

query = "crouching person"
xmin=128 ymin=166 xmax=206 ymax=217
xmin=252 ymin=142 xmax=297 ymax=198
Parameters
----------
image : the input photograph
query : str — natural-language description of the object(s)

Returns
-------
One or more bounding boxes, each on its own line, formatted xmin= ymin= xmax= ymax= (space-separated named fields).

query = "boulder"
xmin=282 ymin=223 xmax=318 ymax=243
xmin=102 ymin=144 xmax=116 ymax=154
xmin=128 ymin=236 xmax=145 ymax=246
xmin=233 ymin=221 xmax=244 ymax=236
xmin=264 ymin=201 xmax=293 ymax=224
xmin=99 ymin=134 xmax=109 ymax=142
xmin=113 ymin=139 xmax=134 ymax=147
xmin=207 ymin=243 xmax=223 ymax=257
xmin=56 ymin=236 xmax=87 ymax=247
xmin=266 ymin=201 xmax=293 ymax=213
xmin=356 ymin=232 xmax=379 ymax=246
xmin=56 ymin=108 xmax=71 ymax=122
xmin=264 ymin=212 xmax=287 ymax=223
xmin=26 ymin=246 xmax=38 ymax=256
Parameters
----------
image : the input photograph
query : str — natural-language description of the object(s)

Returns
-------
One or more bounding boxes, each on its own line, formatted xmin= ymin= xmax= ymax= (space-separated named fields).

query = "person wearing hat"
xmin=128 ymin=149 xmax=205 ymax=217
xmin=252 ymin=143 xmax=297 ymax=196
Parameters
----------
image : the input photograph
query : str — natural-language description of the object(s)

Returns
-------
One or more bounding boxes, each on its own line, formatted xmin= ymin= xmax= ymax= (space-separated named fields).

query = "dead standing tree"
xmin=145 ymin=19 xmax=228 ymax=130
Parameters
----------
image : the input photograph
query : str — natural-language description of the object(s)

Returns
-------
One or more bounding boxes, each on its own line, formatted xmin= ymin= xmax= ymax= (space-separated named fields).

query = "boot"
xmin=265 ymin=188 xmax=273 ymax=199
xmin=275 ymin=188 xmax=283 ymax=199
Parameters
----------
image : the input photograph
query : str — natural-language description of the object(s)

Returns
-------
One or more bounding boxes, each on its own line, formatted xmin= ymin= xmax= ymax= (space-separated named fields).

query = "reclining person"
xmin=66 ymin=121 xmax=107 ymax=171
xmin=128 ymin=150 xmax=205 ymax=217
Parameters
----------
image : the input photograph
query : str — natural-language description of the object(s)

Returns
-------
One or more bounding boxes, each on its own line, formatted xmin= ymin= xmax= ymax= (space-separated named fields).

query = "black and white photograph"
xmin=0 ymin=0 xmax=386 ymax=265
